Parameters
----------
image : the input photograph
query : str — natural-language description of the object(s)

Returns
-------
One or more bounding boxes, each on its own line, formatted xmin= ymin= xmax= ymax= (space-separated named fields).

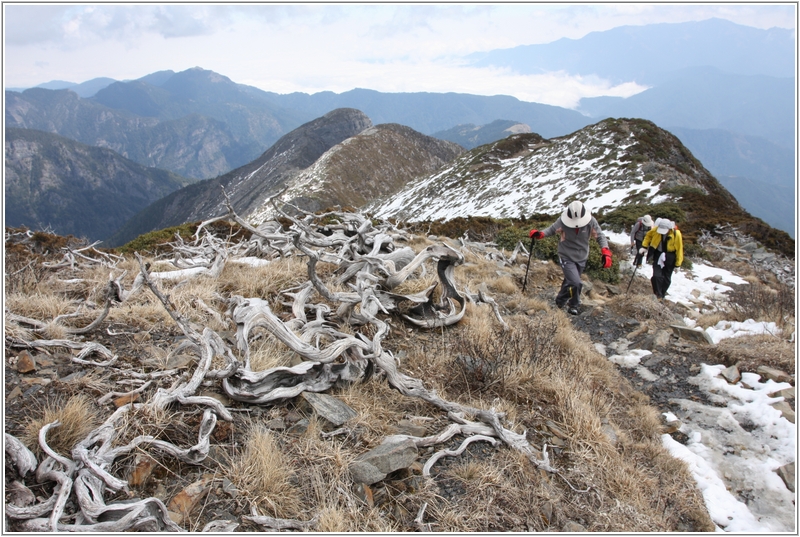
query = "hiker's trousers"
xmin=633 ymin=239 xmax=644 ymax=266
xmin=556 ymin=257 xmax=586 ymax=307
xmin=651 ymin=251 xmax=677 ymax=299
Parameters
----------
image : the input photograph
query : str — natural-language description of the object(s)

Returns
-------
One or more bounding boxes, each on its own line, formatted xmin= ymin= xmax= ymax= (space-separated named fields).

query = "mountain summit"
xmin=369 ymin=118 xmax=733 ymax=222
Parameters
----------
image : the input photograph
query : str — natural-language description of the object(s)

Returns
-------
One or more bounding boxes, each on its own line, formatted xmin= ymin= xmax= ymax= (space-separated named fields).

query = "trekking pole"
xmin=522 ymin=236 xmax=536 ymax=293
xmin=625 ymin=263 xmax=639 ymax=294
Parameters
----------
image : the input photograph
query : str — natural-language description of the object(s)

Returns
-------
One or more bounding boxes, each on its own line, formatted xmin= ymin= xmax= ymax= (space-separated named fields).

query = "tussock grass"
xmin=5 ymin=292 xmax=75 ymax=323
xmin=249 ymin=336 xmax=295 ymax=371
xmin=711 ymin=333 xmax=794 ymax=374
xmin=4 ymin=317 xmax=33 ymax=341
xmin=487 ymin=274 xmax=518 ymax=295
xmin=22 ymin=394 xmax=100 ymax=457
xmin=224 ymin=424 xmax=302 ymax=518
xmin=391 ymin=272 xmax=438 ymax=297
xmin=108 ymin=297 xmax=175 ymax=328
xmin=605 ymin=293 xmax=675 ymax=323
xmin=727 ymin=280 xmax=794 ymax=331
xmin=694 ymin=311 xmax=728 ymax=329
xmin=220 ymin=256 xmax=309 ymax=298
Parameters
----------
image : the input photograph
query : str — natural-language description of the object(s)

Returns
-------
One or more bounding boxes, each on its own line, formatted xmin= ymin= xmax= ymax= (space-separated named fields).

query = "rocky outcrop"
xmin=698 ymin=224 xmax=795 ymax=288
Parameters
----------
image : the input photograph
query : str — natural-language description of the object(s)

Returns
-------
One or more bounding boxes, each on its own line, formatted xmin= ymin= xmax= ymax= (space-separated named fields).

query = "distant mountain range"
xmin=4 ymin=18 xmax=794 ymax=237
xmin=105 ymin=109 xmax=464 ymax=247
xmin=467 ymin=17 xmax=794 ymax=82
xmin=4 ymin=127 xmax=194 ymax=240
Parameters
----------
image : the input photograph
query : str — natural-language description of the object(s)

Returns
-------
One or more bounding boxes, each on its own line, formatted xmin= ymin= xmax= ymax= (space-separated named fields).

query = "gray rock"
xmin=640 ymin=330 xmax=671 ymax=351
xmin=301 ymin=392 xmax=357 ymax=426
xmin=393 ymin=419 xmax=428 ymax=438
xmin=264 ymin=418 xmax=286 ymax=430
xmin=221 ymin=478 xmax=240 ymax=498
xmin=771 ymin=401 xmax=795 ymax=424
xmin=562 ymin=521 xmax=586 ymax=532
xmin=605 ymin=284 xmax=621 ymax=295
xmin=642 ymin=354 xmax=666 ymax=367
xmin=601 ymin=421 xmax=618 ymax=446
xmin=349 ymin=436 xmax=419 ymax=484
xmin=720 ymin=364 xmax=741 ymax=384
xmin=669 ymin=324 xmax=714 ymax=345
xmin=777 ymin=462 xmax=795 ymax=492
xmin=769 ymin=387 xmax=795 ymax=401
xmin=166 ymin=353 xmax=195 ymax=369
xmin=540 ymin=500 xmax=554 ymax=526
xmin=287 ymin=418 xmax=309 ymax=435
xmin=756 ymin=366 xmax=793 ymax=384
xmin=349 ymin=460 xmax=387 ymax=485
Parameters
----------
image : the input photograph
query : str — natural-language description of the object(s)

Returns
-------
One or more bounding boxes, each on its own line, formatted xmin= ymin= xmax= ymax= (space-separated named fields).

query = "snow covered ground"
xmin=603 ymin=230 xmax=796 ymax=532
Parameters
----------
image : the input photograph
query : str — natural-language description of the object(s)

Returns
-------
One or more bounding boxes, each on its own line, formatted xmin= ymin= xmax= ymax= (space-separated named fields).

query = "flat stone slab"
xmin=669 ymin=324 xmax=714 ymax=345
xmin=757 ymin=366 xmax=793 ymax=384
xmin=301 ymin=392 xmax=357 ymax=426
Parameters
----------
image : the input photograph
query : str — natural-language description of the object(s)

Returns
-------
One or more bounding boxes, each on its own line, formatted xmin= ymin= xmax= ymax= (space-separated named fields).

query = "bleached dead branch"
xmin=4 ymin=206 xmax=567 ymax=532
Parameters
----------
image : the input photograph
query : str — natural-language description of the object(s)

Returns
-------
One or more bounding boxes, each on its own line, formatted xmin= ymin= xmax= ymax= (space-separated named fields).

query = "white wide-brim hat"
xmin=642 ymin=214 xmax=654 ymax=227
xmin=561 ymin=201 xmax=592 ymax=228
xmin=656 ymin=219 xmax=674 ymax=234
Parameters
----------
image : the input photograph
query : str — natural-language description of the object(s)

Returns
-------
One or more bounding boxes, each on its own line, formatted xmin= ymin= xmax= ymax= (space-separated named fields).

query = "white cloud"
xmin=3 ymin=3 xmax=794 ymax=104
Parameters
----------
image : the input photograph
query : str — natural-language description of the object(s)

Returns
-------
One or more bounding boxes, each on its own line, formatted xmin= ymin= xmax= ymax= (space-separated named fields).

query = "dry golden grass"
xmin=224 ymin=424 xmax=303 ymax=518
xmin=5 ymin=291 xmax=75 ymax=322
xmin=4 ymin=317 xmax=33 ymax=341
xmin=694 ymin=311 xmax=729 ymax=329
xmin=605 ymin=293 xmax=675 ymax=323
xmin=391 ymin=272 xmax=438 ymax=297
xmin=711 ymin=333 xmax=795 ymax=374
xmin=219 ymin=256 xmax=309 ymax=298
xmin=5 ymin=231 xmax=729 ymax=532
xmin=22 ymin=394 xmax=100 ymax=457
xmin=248 ymin=335 xmax=295 ymax=371
xmin=107 ymin=297 xmax=175 ymax=328
xmin=393 ymin=303 xmax=714 ymax=532
xmin=487 ymin=274 xmax=519 ymax=295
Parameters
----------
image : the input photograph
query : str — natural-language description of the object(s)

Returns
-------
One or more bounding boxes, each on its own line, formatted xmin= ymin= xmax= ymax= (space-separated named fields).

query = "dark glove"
xmin=601 ymin=247 xmax=612 ymax=269
xmin=529 ymin=229 xmax=544 ymax=239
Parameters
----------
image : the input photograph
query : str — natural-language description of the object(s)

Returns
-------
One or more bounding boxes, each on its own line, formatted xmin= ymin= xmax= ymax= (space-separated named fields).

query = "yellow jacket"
xmin=642 ymin=228 xmax=683 ymax=267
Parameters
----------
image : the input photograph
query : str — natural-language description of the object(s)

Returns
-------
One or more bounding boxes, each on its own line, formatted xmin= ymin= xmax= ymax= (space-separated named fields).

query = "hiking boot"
xmin=555 ymin=301 xmax=566 ymax=309
xmin=567 ymin=306 xmax=580 ymax=316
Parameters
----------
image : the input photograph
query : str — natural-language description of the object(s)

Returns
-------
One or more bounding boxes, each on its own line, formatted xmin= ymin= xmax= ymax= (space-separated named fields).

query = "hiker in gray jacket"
xmin=529 ymin=200 xmax=612 ymax=315
xmin=630 ymin=214 xmax=654 ymax=268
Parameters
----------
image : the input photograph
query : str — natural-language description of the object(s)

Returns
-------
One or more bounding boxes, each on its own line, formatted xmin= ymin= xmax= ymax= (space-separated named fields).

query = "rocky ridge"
xmin=369 ymin=118 xmax=728 ymax=222
xmin=248 ymin=123 xmax=464 ymax=225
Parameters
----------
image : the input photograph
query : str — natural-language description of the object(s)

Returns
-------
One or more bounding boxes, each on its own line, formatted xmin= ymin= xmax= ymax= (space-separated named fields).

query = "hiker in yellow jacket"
xmin=639 ymin=218 xmax=683 ymax=300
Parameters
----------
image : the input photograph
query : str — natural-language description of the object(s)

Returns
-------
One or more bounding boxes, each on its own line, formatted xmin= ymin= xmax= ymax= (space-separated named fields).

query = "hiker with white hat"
xmin=529 ymin=200 xmax=612 ymax=315
xmin=640 ymin=218 xmax=684 ymax=300
xmin=630 ymin=214 xmax=654 ymax=268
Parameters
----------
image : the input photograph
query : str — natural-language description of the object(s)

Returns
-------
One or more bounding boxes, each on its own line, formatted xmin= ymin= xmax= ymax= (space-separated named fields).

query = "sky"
xmin=602 ymin=230 xmax=796 ymax=533
xmin=3 ymin=3 xmax=796 ymax=108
